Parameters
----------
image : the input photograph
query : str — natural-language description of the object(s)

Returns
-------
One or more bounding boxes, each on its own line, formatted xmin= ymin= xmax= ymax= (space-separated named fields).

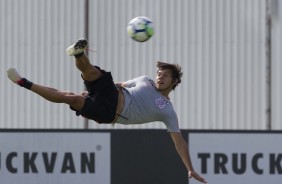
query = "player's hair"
xmin=156 ymin=61 xmax=183 ymax=90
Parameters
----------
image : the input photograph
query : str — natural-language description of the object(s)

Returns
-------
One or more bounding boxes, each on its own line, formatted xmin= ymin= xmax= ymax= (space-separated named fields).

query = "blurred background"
xmin=1 ymin=0 xmax=281 ymax=130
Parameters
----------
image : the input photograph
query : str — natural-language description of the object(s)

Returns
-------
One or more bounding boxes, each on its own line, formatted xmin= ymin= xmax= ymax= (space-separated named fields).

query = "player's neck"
xmin=158 ymin=89 xmax=171 ymax=100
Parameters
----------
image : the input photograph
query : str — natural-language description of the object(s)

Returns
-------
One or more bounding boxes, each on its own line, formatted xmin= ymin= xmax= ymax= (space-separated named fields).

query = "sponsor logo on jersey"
xmin=155 ymin=97 xmax=171 ymax=109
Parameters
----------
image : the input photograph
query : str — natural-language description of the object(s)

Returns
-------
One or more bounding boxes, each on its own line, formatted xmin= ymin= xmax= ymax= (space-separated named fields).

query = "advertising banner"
xmin=1 ymin=130 xmax=281 ymax=184
xmin=0 ymin=132 xmax=110 ymax=184
xmin=189 ymin=132 xmax=282 ymax=184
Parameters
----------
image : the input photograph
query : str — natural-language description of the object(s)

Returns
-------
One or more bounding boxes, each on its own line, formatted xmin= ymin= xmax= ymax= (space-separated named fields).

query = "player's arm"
xmin=170 ymin=132 xmax=207 ymax=183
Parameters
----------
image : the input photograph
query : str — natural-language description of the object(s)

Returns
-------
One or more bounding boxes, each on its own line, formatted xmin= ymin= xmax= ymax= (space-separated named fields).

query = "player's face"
xmin=156 ymin=69 xmax=175 ymax=92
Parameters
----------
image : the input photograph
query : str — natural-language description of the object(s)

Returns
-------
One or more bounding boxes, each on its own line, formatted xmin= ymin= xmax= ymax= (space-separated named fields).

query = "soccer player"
xmin=7 ymin=39 xmax=207 ymax=183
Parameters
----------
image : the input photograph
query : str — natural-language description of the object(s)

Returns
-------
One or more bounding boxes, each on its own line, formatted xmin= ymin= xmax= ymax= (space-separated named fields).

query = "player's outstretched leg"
xmin=7 ymin=68 xmax=85 ymax=110
xmin=66 ymin=38 xmax=102 ymax=81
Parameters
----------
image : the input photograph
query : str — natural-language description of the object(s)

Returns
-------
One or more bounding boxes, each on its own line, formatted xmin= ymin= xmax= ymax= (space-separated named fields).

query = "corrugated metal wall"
xmin=1 ymin=0 xmax=86 ymax=128
xmin=271 ymin=0 xmax=282 ymax=130
xmin=0 ymin=0 xmax=274 ymax=130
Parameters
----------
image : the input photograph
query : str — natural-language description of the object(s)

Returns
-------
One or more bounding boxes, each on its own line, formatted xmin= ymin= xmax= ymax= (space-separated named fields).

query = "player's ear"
xmin=173 ymin=79 xmax=179 ymax=85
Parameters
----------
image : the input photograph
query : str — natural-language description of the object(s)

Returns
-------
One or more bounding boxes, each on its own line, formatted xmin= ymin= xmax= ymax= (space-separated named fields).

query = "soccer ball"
xmin=127 ymin=16 xmax=154 ymax=42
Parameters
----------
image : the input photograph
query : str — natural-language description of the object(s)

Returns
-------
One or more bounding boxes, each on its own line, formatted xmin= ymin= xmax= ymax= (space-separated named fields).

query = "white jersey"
xmin=116 ymin=76 xmax=180 ymax=132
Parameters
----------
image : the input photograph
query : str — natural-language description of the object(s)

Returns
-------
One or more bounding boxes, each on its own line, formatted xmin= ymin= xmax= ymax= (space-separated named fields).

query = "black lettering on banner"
xmin=42 ymin=152 xmax=57 ymax=173
xmin=270 ymin=153 xmax=282 ymax=174
xmin=252 ymin=153 xmax=263 ymax=174
xmin=61 ymin=152 xmax=76 ymax=173
xmin=24 ymin=152 xmax=38 ymax=173
xmin=81 ymin=153 xmax=95 ymax=173
xmin=232 ymin=153 xmax=246 ymax=174
xmin=214 ymin=153 xmax=228 ymax=174
xmin=6 ymin=152 xmax=17 ymax=173
xmin=198 ymin=153 xmax=210 ymax=174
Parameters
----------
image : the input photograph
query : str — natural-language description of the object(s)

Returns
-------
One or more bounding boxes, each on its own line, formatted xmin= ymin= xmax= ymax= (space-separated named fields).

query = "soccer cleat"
xmin=7 ymin=67 xmax=22 ymax=83
xmin=66 ymin=38 xmax=88 ymax=56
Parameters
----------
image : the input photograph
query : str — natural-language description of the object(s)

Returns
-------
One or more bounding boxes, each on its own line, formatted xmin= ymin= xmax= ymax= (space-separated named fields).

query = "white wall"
xmin=0 ymin=0 xmax=274 ymax=130
xmin=271 ymin=0 xmax=282 ymax=130
xmin=0 ymin=0 xmax=86 ymax=128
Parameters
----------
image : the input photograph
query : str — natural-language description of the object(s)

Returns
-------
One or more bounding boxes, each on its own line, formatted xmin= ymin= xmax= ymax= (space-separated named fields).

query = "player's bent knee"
xmin=82 ymin=66 xmax=103 ymax=81
xmin=66 ymin=95 xmax=85 ymax=111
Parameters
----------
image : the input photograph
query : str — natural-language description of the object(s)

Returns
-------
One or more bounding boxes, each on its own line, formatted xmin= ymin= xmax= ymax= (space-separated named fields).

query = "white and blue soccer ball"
xmin=127 ymin=16 xmax=154 ymax=42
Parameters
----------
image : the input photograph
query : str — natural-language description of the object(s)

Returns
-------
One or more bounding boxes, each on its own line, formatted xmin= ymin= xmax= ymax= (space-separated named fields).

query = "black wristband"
xmin=17 ymin=78 xmax=33 ymax=90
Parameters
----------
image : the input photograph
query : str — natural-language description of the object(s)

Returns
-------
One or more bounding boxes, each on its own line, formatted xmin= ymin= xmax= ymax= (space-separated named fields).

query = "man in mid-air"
xmin=7 ymin=38 xmax=207 ymax=183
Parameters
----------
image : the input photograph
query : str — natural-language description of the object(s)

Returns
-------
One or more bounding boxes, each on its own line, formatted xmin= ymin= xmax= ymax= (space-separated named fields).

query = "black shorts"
xmin=70 ymin=66 xmax=118 ymax=123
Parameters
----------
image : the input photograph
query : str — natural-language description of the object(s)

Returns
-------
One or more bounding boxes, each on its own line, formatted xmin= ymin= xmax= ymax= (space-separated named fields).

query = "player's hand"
xmin=81 ymin=91 xmax=89 ymax=97
xmin=188 ymin=170 xmax=207 ymax=183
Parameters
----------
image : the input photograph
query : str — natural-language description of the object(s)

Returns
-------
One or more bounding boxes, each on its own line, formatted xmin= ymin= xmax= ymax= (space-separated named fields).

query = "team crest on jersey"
xmin=155 ymin=97 xmax=171 ymax=109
